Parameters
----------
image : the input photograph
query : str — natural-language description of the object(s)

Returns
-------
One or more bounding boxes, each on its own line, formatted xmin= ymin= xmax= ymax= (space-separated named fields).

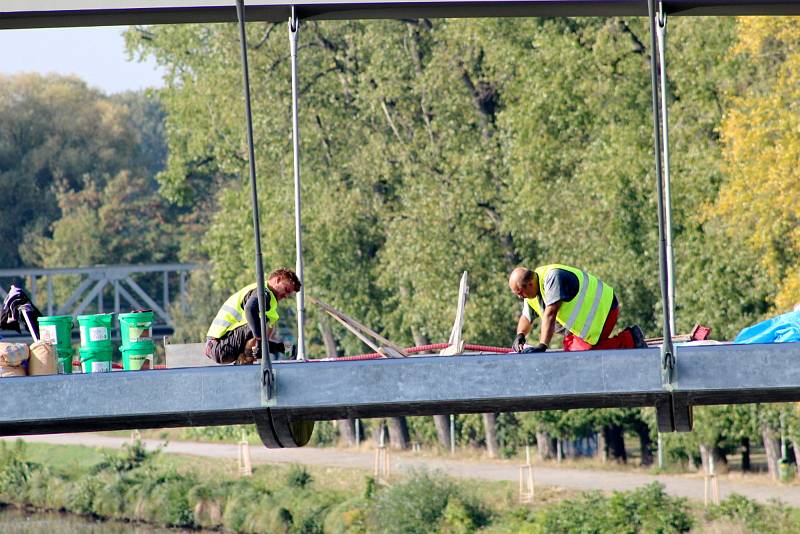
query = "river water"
xmin=0 ymin=506 xmax=201 ymax=533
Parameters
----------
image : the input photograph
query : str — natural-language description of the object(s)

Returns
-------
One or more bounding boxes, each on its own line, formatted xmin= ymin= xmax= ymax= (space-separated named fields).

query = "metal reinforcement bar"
xmin=2 ymin=1 xmax=800 ymax=30
xmin=1 ymin=343 xmax=798 ymax=444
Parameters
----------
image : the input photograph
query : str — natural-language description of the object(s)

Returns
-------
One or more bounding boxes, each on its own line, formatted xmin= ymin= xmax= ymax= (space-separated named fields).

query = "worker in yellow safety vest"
xmin=507 ymin=265 xmax=646 ymax=352
xmin=205 ymin=268 xmax=301 ymax=364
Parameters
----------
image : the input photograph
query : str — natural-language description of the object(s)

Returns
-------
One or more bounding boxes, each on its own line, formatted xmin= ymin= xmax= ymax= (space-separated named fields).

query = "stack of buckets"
xmin=77 ymin=313 xmax=115 ymax=373
xmin=38 ymin=315 xmax=75 ymax=374
xmin=118 ymin=311 xmax=155 ymax=371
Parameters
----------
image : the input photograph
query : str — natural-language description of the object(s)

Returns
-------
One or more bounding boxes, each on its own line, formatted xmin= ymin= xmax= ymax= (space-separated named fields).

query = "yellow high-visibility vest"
xmin=525 ymin=264 xmax=614 ymax=345
xmin=207 ymin=283 xmax=279 ymax=339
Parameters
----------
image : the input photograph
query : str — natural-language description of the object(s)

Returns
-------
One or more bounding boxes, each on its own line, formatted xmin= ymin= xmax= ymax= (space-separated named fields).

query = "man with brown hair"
xmin=205 ymin=268 xmax=301 ymax=364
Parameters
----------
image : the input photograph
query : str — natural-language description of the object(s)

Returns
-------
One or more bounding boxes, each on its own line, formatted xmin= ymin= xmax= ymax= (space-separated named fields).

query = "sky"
xmin=0 ymin=26 xmax=165 ymax=94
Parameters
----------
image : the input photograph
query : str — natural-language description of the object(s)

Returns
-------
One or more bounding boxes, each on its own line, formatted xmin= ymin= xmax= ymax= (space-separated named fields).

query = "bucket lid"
xmin=38 ymin=315 xmax=74 ymax=323
xmin=78 ymin=345 xmax=114 ymax=355
xmin=77 ymin=313 xmax=114 ymax=321
xmin=120 ymin=344 xmax=155 ymax=355
xmin=119 ymin=311 xmax=154 ymax=322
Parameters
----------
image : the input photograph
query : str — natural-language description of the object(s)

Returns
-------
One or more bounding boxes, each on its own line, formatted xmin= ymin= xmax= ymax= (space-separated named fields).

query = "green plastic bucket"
xmin=55 ymin=346 xmax=74 ymax=375
xmin=78 ymin=345 xmax=113 ymax=373
xmin=77 ymin=314 xmax=114 ymax=349
xmin=120 ymin=343 xmax=155 ymax=371
xmin=38 ymin=315 xmax=74 ymax=348
xmin=118 ymin=311 xmax=154 ymax=348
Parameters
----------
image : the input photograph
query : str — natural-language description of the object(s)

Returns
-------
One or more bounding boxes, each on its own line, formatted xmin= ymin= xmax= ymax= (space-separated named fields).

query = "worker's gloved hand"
xmin=521 ymin=343 xmax=548 ymax=354
xmin=512 ymin=333 xmax=526 ymax=352
xmin=268 ymin=339 xmax=286 ymax=357
xmin=251 ymin=342 xmax=261 ymax=360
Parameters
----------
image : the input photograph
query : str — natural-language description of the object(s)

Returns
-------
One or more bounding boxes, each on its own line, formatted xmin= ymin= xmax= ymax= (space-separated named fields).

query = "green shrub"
xmin=222 ymin=480 xmax=264 ymax=532
xmin=441 ymin=498 xmax=480 ymax=534
xmin=187 ymin=482 xmax=225 ymax=528
xmin=367 ymin=471 xmax=484 ymax=534
xmin=308 ymin=420 xmax=338 ymax=446
xmin=91 ymin=439 xmax=160 ymax=475
xmin=0 ymin=440 xmax=37 ymax=501
xmin=91 ymin=474 xmax=130 ymax=518
xmin=324 ymin=497 xmax=370 ymax=534
xmin=23 ymin=466 xmax=64 ymax=510
xmin=535 ymin=483 xmax=692 ymax=534
xmin=286 ymin=465 xmax=313 ymax=489
xmin=66 ymin=474 xmax=102 ymax=515
xmin=130 ymin=469 xmax=196 ymax=527
xmin=707 ymin=493 xmax=800 ymax=534
xmin=182 ymin=425 xmax=256 ymax=442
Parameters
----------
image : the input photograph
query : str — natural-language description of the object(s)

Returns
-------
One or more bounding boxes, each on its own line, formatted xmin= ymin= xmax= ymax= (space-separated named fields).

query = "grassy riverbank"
xmin=2 ymin=440 xmax=799 ymax=533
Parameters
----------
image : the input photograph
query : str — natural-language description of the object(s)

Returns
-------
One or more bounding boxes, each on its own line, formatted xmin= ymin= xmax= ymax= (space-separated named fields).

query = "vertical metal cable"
xmin=656 ymin=5 xmax=676 ymax=334
xmin=235 ymin=0 xmax=273 ymax=397
xmin=289 ymin=6 xmax=306 ymax=361
xmin=647 ymin=0 xmax=675 ymax=385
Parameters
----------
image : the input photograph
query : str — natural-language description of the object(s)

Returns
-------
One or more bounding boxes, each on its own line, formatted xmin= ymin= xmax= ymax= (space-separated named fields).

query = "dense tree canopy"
xmin=2 ymin=15 xmax=797 ymax=464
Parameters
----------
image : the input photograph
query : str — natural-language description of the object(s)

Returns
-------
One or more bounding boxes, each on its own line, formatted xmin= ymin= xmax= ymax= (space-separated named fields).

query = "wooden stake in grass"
xmin=374 ymin=423 xmax=391 ymax=482
xmin=703 ymin=454 xmax=720 ymax=507
xmin=238 ymin=429 xmax=252 ymax=477
xmin=519 ymin=445 xmax=535 ymax=504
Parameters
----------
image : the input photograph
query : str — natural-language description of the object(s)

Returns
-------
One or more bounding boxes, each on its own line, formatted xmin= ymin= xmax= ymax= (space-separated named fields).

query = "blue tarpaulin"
xmin=734 ymin=310 xmax=800 ymax=344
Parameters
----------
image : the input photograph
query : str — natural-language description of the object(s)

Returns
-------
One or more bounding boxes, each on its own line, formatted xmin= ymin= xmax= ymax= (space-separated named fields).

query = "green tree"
xmin=0 ymin=74 xmax=148 ymax=268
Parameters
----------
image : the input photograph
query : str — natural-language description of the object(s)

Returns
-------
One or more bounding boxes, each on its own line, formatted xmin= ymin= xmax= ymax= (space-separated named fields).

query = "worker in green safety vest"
xmin=205 ymin=268 xmax=301 ymax=364
xmin=507 ymin=264 xmax=646 ymax=352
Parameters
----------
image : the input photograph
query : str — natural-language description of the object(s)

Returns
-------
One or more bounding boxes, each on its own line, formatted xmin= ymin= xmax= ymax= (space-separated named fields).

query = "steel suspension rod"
xmin=289 ymin=6 xmax=306 ymax=361
xmin=656 ymin=5 xmax=676 ymax=334
xmin=647 ymin=0 xmax=676 ymax=388
xmin=235 ymin=0 xmax=274 ymax=399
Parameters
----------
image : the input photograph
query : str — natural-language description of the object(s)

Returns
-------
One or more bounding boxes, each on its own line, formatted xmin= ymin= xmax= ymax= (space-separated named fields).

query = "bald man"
xmin=508 ymin=264 xmax=646 ymax=352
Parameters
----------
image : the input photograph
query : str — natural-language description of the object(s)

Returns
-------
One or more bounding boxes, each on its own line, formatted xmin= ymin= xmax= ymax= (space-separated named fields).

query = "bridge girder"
xmin=1 ymin=343 xmax=798 ymax=446
xmin=2 ymin=0 xmax=800 ymax=31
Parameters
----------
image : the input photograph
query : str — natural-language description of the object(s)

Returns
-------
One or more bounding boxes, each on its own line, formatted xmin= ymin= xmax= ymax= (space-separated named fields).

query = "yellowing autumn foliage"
xmin=711 ymin=17 xmax=800 ymax=312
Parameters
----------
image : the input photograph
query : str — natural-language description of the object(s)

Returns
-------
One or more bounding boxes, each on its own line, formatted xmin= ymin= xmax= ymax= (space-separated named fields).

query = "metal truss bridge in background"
xmin=0 ymin=264 xmax=201 ymax=340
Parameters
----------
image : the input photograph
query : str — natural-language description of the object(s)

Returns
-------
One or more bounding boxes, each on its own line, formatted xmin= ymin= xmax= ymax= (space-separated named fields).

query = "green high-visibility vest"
xmin=207 ymin=283 xmax=279 ymax=339
xmin=525 ymin=264 xmax=615 ymax=345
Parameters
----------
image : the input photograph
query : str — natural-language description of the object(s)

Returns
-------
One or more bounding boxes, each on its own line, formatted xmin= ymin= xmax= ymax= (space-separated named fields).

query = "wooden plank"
xmin=309 ymin=296 xmax=407 ymax=356
xmin=441 ymin=271 xmax=468 ymax=355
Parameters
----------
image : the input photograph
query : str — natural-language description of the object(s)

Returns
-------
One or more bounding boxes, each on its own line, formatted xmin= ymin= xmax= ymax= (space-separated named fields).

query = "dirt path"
xmin=7 ymin=434 xmax=799 ymax=506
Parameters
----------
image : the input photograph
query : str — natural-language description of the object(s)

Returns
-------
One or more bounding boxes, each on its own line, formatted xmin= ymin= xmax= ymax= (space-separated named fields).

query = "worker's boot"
xmin=629 ymin=325 xmax=647 ymax=349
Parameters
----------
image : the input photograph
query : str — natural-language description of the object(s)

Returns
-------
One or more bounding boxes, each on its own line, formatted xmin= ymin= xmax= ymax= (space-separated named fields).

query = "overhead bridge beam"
xmin=1 ymin=343 xmax=798 ymax=443
xmin=2 ymin=0 xmax=800 ymax=30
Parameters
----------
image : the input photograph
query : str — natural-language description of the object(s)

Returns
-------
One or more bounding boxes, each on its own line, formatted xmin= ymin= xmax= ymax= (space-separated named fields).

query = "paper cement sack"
xmin=0 ymin=366 xmax=26 ymax=378
xmin=0 ymin=342 xmax=29 ymax=367
xmin=28 ymin=341 xmax=57 ymax=376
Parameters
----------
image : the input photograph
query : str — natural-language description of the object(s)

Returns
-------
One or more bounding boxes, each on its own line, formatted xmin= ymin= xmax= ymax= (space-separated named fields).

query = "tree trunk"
xmin=434 ymin=415 xmax=451 ymax=450
xmin=596 ymin=431 xmax=608 ymax=463
xmin=336 ymin=419 xmax=356 ymax=447
xmin=699 ymin=443 xmax=712 ymax=474
xmin=793 ymin=441 xmax=800 ymax=477
xmin=713 ymin=446 xmax=729 ymax=474
xmin=699 ymin=443 xmax=728 ymax=475
xmin=483 ymin=413 xmax=499 ymax=458
xmin=741 ymin=437 xmax=751 ymax=472
xmin=412 ymin=329 xmax=452 ymax=450
xmin=536 ymin=431 xmax=555 ymax=460
xmin=374 ymin=420 xmax=386 ymax=446
xmin=319 ymin=318 xmax=356 ymax=447
xmin=319 ymin=316 xmax=339 ymax=357
xmin=762 ymin=427 xmax=782 ymax=481
xmin=387 ymin=417 xmax=410 ymax=450
xmin=563 ymin=439 xmax=579 ymax=460
xmin=632 ymin=420 xmax=654 ymax=466
xmin=603 ymin=424 xmax=627 ymax=463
